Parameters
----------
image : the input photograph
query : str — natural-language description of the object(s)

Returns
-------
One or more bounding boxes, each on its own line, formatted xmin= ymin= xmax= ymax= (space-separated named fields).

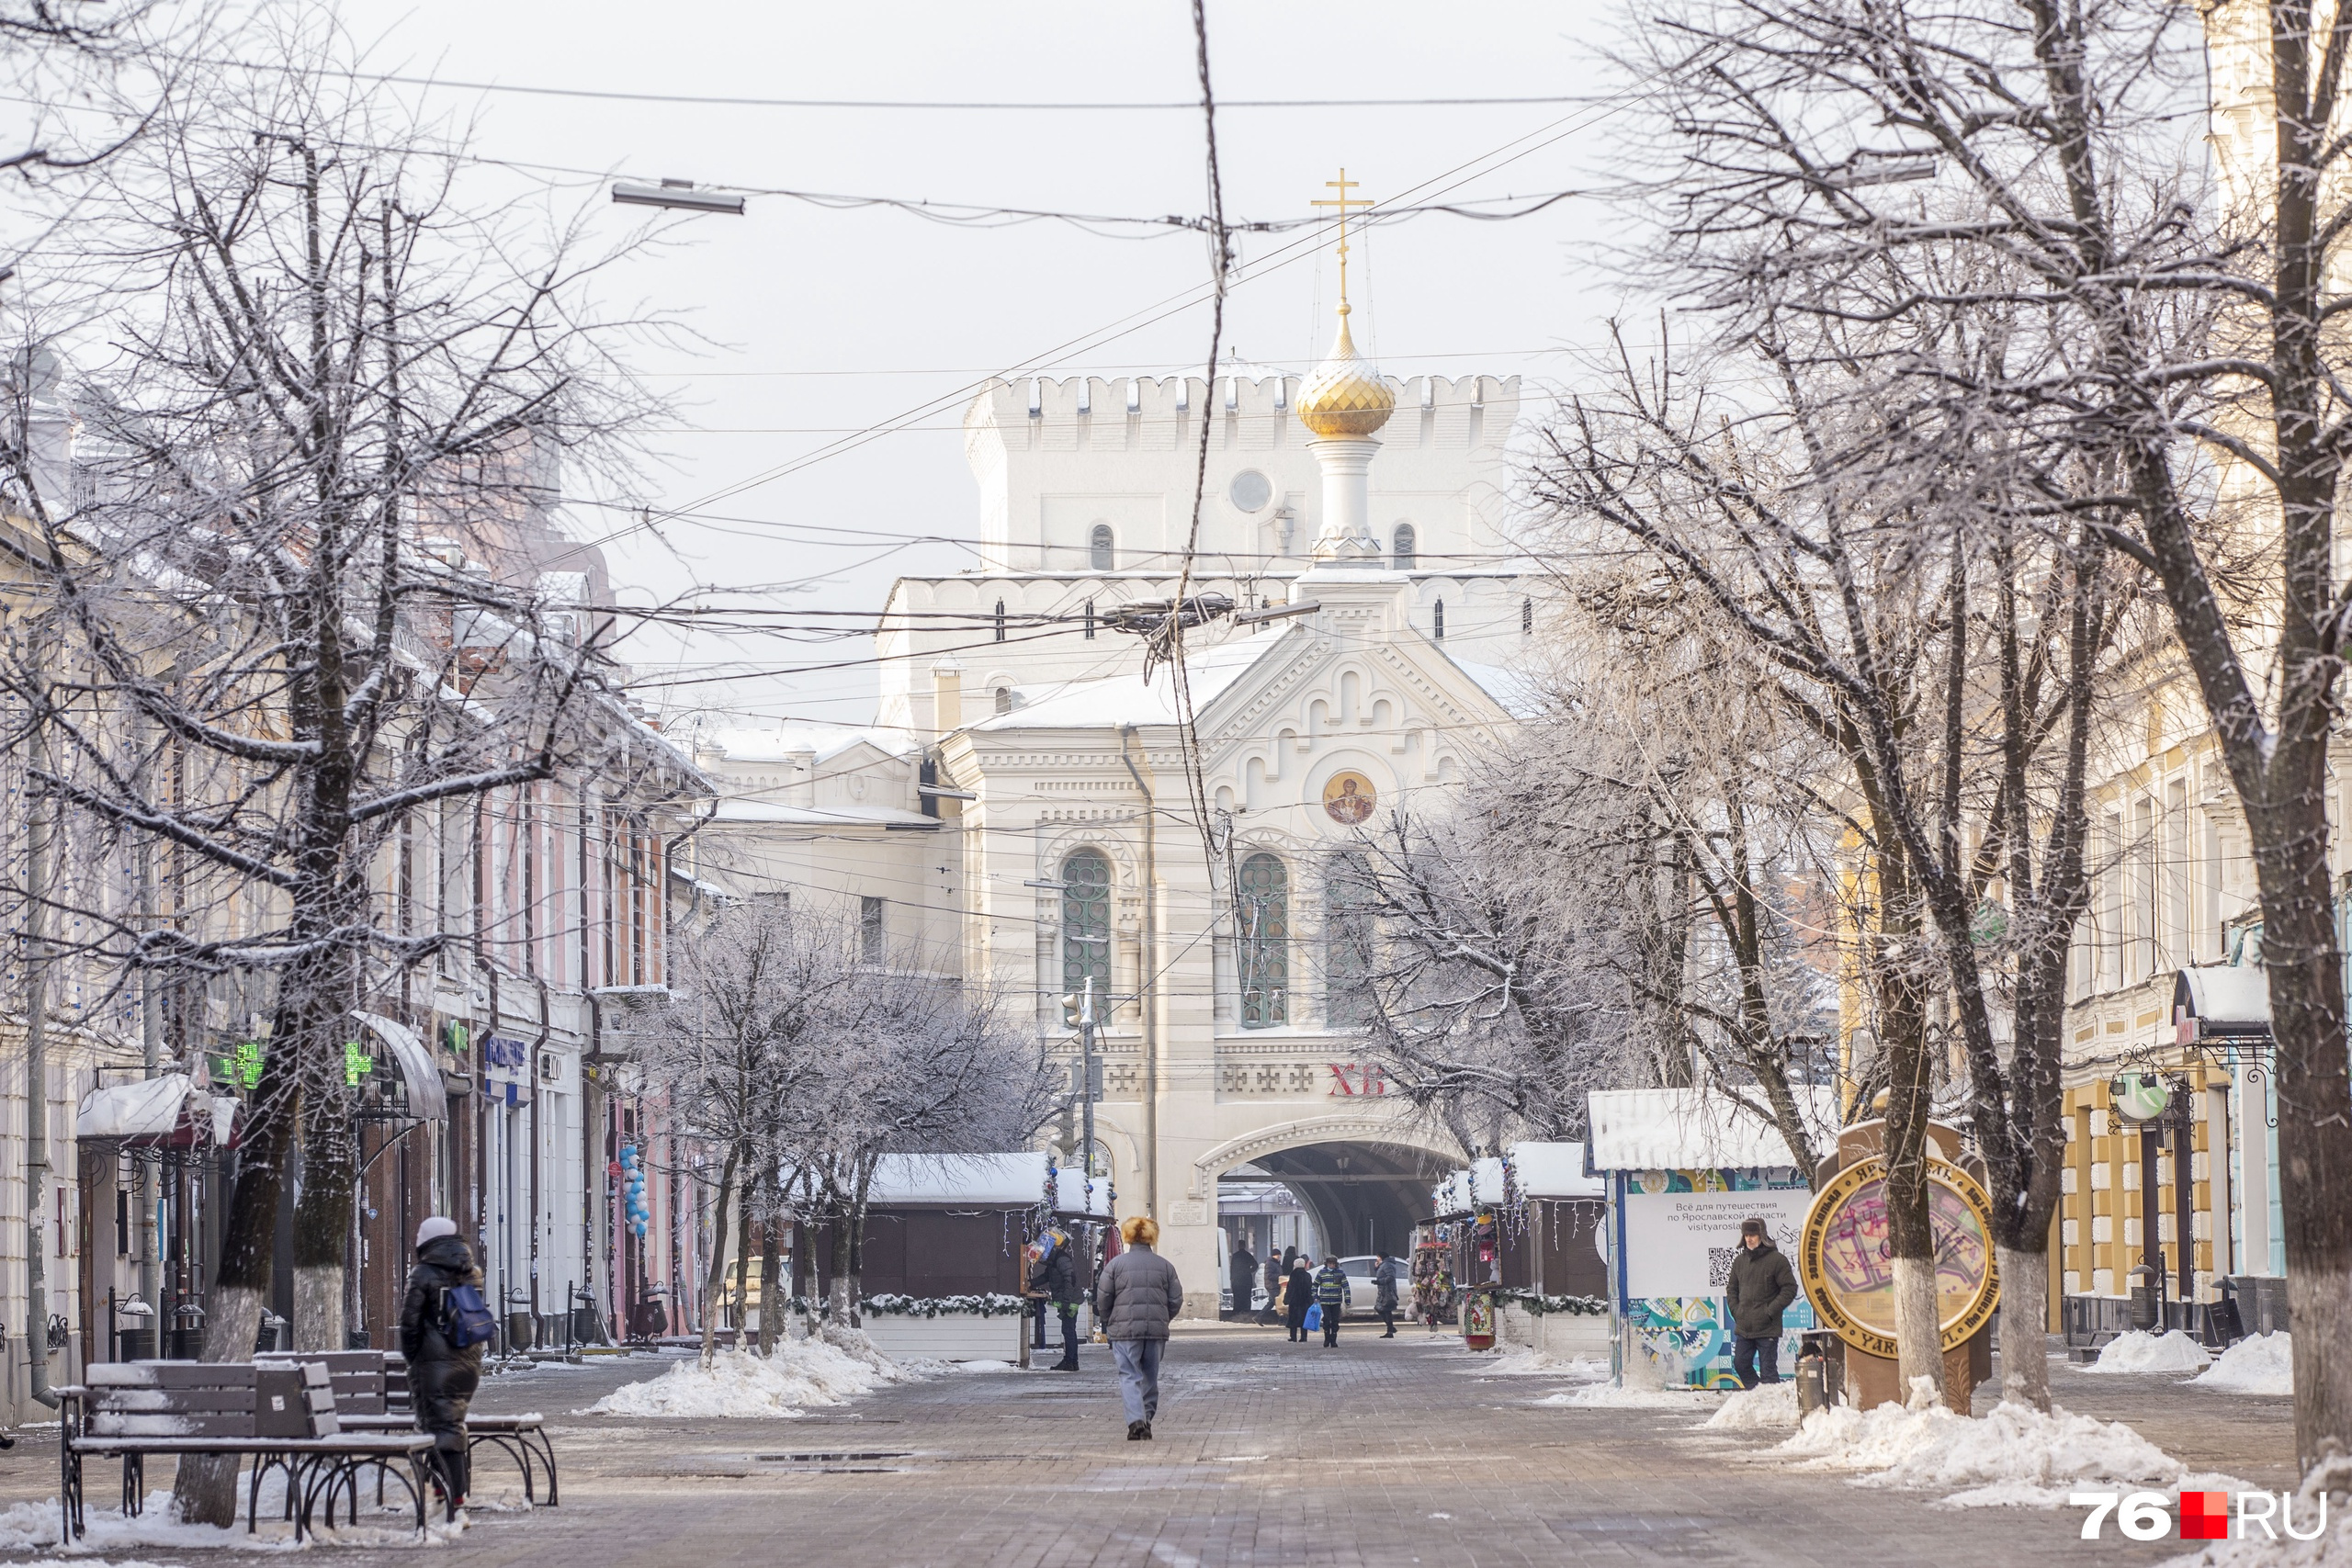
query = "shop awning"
xmin=2173 ymin=965 xmax=2270 ymax=1042
xmin=351 ymin=1011 xmax=448 ymax=1121
xmin=75 ymin=1073 xmax=237 ymax=1145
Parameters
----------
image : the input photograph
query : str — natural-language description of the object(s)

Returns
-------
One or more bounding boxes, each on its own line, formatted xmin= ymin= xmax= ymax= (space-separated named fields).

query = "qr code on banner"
xmin=1708 ymin=1247 xmax=1739 ymax=1288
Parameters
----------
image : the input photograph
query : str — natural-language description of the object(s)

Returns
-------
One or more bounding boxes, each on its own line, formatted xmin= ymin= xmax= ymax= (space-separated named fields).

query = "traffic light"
xmin=1060 ymin=990 xmax=1094 ymax=1029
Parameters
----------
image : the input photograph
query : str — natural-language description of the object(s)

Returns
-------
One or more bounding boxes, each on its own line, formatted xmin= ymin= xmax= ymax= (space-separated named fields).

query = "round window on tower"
xmin=1228 ymin=469 xmax=1272 ymax=513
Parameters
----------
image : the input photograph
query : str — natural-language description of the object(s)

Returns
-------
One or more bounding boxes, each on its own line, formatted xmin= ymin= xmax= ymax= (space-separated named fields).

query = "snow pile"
xmin=582 ymin=1328 xmax=920 ymax=1418
xmin=1705 ymin=1382 xmax=1803 ymax=1430
xmin=1770 ymin=1378 xmax=2188 ymax=1507
xmin=1475 ymin=1347 xmax=1610 ymax=1380
xmin=1538 ymin=1382 xmax=1715 ymax=1410
xmin=2195 ymin=1333 xmax=2294 ymax=1396
xmin=2079 ymin=1329 xmax=2212 ymax=1375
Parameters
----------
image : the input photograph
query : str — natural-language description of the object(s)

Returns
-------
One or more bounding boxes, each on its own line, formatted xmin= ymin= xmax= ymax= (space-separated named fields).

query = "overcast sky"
xmin=309 ymin=5 xmax=1629 ymax=728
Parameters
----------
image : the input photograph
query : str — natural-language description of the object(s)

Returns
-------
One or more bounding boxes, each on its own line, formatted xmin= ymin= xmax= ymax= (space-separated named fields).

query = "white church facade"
xmin=690 ymin=293 xmax=1537 ymax=1313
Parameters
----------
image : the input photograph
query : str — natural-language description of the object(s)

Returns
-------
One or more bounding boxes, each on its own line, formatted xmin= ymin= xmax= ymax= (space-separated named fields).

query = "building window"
xmin=1521 ymin=596 xmax=1532 ymax=635
xmin=1433 ymin=599 xmax=1445 ymax=640
xmin=1090 ymin=524 xmax=1115 ymax=572
xmin=1324 ymin=859 xmax=1373 ymax=1028
xmin=994 ymin=599 xmax=1007 ymax=642
xmin=1061 ymin=849 xmax=1113 ymax=1008
xmin=1238 ymin=852 xmax=1289 ymax=1029
xmin=994 ymin=685 xmax=1013 ymax=716
xmin=860 ymin=896 xmax=885 ymax=961
xmin=1392 ymin=524 xmax=1416 ymax=570
xmin=1085 ymin=598 xmax=1096 ymax=640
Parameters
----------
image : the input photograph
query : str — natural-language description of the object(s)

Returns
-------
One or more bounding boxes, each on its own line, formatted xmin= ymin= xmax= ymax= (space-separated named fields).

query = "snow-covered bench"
xmin=58 ymin=1360 xmax=435 ymax=1542
xmin=260 ymin=1348 xmax=559 ymax=1509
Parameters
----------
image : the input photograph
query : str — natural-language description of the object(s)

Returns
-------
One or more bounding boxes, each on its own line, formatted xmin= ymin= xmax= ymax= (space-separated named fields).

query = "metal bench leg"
xmin=530 ymin=1428 xmax=559 ymax=1506
xmin=60 ymin=1447 xmax=83 ymax=1542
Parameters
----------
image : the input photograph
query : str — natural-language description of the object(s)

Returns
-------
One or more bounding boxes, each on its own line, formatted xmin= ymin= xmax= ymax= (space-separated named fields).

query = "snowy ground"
xmin=0 ymin=1475 xmax=462 ymax=1555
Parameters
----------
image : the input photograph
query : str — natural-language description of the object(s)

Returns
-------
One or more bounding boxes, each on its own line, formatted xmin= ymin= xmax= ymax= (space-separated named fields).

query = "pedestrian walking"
xmin=399 ymin=1216 xmax=485 ymax=1511
xmin=1229 ymin=1235 xmax=1257 ymax=1318
xmin=1094 ymin=1214 xmax=1183 ymax=1440
xmin=1724 ymin=1217 xmax=1798 ymax=1390
xmin=1372 ymin=1250 xmax=1405 ymax=1337
xmin=1031 ymin=1230 xmax=1085 ymax=1371
xmin=1314 ymin=1256 xmax=1349 ymax=1347
xmin=1283 ymin=1255 xmax=1314 ymax=1342
xmin=1261 ymin=1250 xmax=1282 ymax=1325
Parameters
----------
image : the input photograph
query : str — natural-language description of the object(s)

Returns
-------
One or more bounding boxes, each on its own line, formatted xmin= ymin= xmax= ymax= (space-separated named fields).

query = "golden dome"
xmin=1296 ymin=307 xmax=1394 ymax=438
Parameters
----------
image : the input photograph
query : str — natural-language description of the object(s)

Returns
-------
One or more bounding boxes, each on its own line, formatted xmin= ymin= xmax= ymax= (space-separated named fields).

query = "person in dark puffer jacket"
xmin=1092 ymin=1214 xmax=1183 ymax=1441
xmin=399 ymin=1217 xmax=485 ymax=1510
xmin=1724 ymin=1217 xmax=1799 ymax=1390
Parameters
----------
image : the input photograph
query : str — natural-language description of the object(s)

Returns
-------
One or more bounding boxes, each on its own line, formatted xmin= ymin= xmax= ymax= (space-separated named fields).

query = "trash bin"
xmin=2128 ymin=1264 xmax=2159 ymax=1331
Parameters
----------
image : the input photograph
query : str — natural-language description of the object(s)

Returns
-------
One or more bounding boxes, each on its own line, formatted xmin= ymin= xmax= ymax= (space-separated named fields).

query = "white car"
xmin=1336 ymin=1255 xmax=1407 ymax=1319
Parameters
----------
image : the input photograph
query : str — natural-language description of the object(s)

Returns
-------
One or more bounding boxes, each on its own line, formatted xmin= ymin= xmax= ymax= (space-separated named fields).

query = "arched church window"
xmin=1324 ymin=856 xmax=1374 ymax=1028
xmin=1238 ymin=852 xmax=1289 ymax=1029
xmin=1521 ymin=595 xmax=1532 ymax=636
xmin=994 ymin=686 xmax=1012 ymax=716
xmin=1090 ymin=524 xmax=1115 ymax=572
xmin=994 ymin=599 xmax=1007 ymax=642
xmin=1392 ymin=523 xmax=1417 ymax=570
xmin=1433 ymin=599 xmax=1446 ymax=640
xmin=1061 ymin=849 xmax=1113 ymax=1007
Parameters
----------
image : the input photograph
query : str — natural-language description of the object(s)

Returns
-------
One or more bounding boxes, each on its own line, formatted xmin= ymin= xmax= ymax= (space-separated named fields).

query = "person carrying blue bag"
xmin=400 ymin=1216 xmax=493 ymax=1513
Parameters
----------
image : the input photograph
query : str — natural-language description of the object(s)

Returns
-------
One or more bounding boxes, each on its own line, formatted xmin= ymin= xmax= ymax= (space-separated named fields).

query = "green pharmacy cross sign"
xmin=212 ymin=1039 xmax=266 ymax=1091
xmin=345 ymin=1041 xmax=375 ymax=1088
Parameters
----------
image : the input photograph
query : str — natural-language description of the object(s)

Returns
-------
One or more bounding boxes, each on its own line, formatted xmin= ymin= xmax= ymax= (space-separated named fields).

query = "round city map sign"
xmin=1797 ymin=1156 xmax=1998 ymax=1359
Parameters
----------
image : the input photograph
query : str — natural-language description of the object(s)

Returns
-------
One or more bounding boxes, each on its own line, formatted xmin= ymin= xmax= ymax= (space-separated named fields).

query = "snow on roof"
xmin=1431 ymin=1142 xmax=1602 ymax=1212
xmin=969 ymin=635 xmax=1281 ymax=732
xmin=1449 ymin=659 xmax=1548 ymax=720
xmin=2174 ymin=964 xmax=2269 ymax=1037
xmin=710 ymin=800 xmax=934 ymax=828
xmin=864 ymin=1152 xmax=1114 ymax=1216
xmin=1585 ymin=1087 xmax=1838 ymax=1172
xmin=75 ymin=1073 xmax=236 ymax=1145
xmin=698 ymin=725 xmax=919 ymax=764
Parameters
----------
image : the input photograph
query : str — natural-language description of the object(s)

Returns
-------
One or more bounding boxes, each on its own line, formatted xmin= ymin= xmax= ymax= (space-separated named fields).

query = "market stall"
xmin=795 ymin=1152 xmax=1111 ymax=1361
xmin=1587 ymin=1088 xmax=1837 ymax=1390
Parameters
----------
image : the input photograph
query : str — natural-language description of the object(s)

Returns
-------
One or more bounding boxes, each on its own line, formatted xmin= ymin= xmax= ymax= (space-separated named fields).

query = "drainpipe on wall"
xmin=21 ymin=698 xmax=58 ymax=1407
xmin=1118 ymin=725 xmax=1158 ymax=1221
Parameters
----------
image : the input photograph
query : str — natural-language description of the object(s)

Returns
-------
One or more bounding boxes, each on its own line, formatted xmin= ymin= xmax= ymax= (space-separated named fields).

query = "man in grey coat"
xmin=1094 ymin=1213 xmax=1184 ymax=1440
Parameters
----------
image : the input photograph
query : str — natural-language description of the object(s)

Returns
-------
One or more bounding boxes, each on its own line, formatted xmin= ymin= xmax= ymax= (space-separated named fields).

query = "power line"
xmin=256 ymin=62 xmax=1610 ymax=114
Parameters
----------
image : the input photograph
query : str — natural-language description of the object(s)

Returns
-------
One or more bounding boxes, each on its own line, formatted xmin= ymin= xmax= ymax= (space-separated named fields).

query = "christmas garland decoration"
xmin=1493 ymin=1289 xmax=1609 ymax=1317
xmin=861 ymin=1292 xmax=1032 ymax=1319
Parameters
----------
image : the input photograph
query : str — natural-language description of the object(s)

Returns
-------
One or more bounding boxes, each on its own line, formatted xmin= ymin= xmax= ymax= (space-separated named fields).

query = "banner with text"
xmin=1622 ymin=1188 xmax=1817 ymax=1301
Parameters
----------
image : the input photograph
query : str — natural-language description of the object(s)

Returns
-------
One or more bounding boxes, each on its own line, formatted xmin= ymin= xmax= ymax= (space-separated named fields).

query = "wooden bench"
xmin=58 ymin=1360 xmax=436 ymax=1542
xmin=261 ymin=1348 xmax=560 ymax=1508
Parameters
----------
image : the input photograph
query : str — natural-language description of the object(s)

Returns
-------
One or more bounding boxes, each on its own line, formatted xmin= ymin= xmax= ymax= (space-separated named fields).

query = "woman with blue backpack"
xmin=400 ymin=1216 xmax=493 ymax=1514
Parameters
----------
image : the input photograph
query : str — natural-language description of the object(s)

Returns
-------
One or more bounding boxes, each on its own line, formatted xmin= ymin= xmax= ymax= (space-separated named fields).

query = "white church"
xmin=690 ymin=268 xmax=1537 ymax=1314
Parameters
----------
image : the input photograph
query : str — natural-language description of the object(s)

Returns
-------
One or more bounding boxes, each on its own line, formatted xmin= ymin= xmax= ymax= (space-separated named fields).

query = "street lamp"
xmin=612 ymin=180 xmax=747 ymax=216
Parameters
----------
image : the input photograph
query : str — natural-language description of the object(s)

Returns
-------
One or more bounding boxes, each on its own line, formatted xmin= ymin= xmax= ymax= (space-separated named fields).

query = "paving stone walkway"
xmin=0 ymin=1324 xmax=2295 ymax=1565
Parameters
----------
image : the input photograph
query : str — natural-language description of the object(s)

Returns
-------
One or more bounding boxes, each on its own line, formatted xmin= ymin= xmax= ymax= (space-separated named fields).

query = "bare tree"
xmin=1603 ymin=0 xmax=2340 ymax=1440
xmin=1532 ymin=315 xmax=2128 ymax=1404
xmin=645 ymin=897 xmax=1057 ymax=1349
xmin=0 ymin=56 xmax=673 ymax=1520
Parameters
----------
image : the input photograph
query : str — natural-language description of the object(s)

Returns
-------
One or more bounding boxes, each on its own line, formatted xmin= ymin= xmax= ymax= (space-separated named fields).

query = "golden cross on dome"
xmin=1311 ymin=167 xmax=1374 ymax=312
